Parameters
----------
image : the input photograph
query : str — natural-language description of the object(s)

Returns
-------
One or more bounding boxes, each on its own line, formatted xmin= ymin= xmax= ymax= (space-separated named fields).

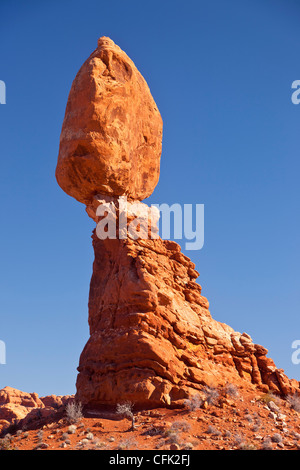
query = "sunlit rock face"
xmin=56 ymin=37 xmax=163 ymax=204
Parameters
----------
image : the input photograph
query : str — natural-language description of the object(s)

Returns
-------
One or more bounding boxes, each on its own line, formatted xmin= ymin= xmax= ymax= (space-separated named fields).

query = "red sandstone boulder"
xmin=0 ymin=387 xmax=73 ymax=433
xmin=40 ymin=394 xmax=71 ymax=409
xmin=0 ymin=386 xmax=43 ymax=408
xmin=55 ymin=37 xmax=163 ymax=204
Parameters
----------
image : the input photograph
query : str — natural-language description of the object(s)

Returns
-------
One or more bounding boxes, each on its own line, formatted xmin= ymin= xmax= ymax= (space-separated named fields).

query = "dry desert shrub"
xmin=165 ymin=429 xmax=181 ymax=445
xmin=202 ymin=386 xmax=219 ymax=405
xmin=271 ymin=433 xmax=283 ymax=444
xmin=117 ymin=437 xmax=138 ymax=450
xmin=233 ymin=433 xmax=245 ymax=447
xmin=65 ymin=400 xmax=83 ymax=424
xmin=261 ymin=436 xmax=273 ymax=450
xmin=170 ymin=420 xmax=191 ymax=433
xmin=164 ymin=419 xmax=192 ymax=446
xmin=286 ymin=393 xmax=300 ymax=412
xmin=0 ymin=436 xmax=14 ymax=450
xmin=36 ymin=429 xmax=44 ymax=444
xmin=184 ymin=393 xmax=203 ymax=411
xmin=116 ymin=401 xmax=135 ymax=430
xmin=206 ymin=425 xmax=221 ymax=436
xmin=224 ymin=383 xmax=239 ymax=398
xmin=259 ymin=392 xmax=279 ymax=405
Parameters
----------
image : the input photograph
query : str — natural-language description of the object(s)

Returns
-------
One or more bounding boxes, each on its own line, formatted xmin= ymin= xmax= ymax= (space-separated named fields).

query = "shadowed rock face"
xmin=55 ymin=38 xmax=299 ymax=409
xmin=55 ymin=37 xmax=163 ymax=204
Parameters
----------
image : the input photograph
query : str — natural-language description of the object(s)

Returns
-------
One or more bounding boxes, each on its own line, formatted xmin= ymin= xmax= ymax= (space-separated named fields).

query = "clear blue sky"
xmin=0 ymin=0 xmax=299 ymax=397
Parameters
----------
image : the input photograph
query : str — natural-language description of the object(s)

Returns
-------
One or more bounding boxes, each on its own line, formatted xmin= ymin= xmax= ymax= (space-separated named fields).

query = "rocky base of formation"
xmin=1 ymin=384 xmax=300 ymax=450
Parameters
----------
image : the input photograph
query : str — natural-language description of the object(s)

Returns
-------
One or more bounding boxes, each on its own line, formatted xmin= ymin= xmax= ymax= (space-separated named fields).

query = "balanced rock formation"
xmin=56 ymin=37 xmax=162 ymax=204
xmin=55 ymin=37 xmax=299 ymax=409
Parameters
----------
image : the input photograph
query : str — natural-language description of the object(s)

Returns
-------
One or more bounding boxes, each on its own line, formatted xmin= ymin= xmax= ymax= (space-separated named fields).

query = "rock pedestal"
xmin=75 ymin=198 xmax=298 ymax=408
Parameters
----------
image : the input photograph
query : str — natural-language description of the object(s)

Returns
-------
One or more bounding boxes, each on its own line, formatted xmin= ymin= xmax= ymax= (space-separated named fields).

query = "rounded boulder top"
xmin=55 ymin=36 xmax=163 ymax=204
